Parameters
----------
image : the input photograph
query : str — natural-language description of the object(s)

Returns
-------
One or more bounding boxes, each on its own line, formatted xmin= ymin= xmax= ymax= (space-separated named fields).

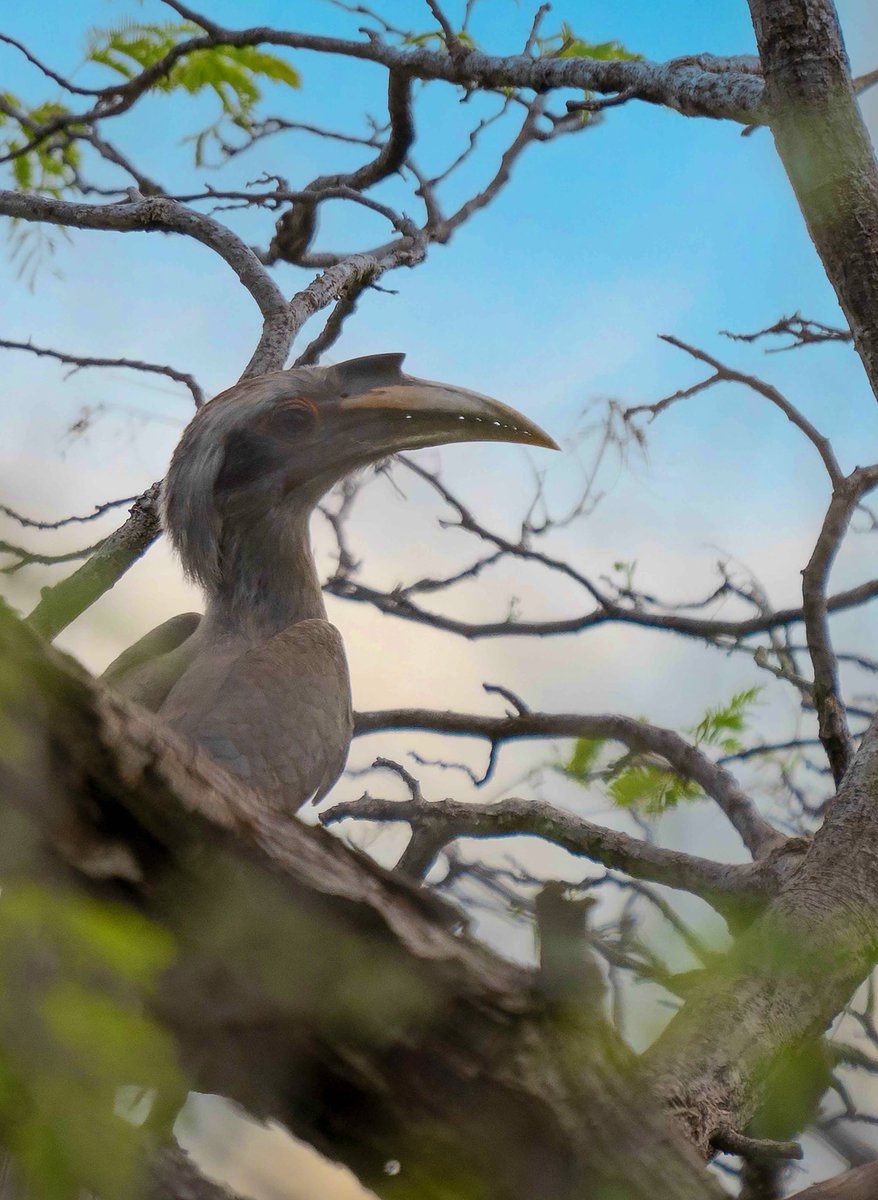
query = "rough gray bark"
xmin=748 ymin=0 xmax=878 ymax=402
xmin=788 ymin=1162 xmax=878 ymax=1199
xmin=647 ymin=709 xmax=878 ymax=1152
xmin=0 ymin=602 xmax=724 ymax=1200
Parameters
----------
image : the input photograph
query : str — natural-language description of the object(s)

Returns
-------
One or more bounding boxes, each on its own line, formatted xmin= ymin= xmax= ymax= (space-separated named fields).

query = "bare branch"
xmin=785 ymin=1162 xmax=878 ymax=1200
xmin=353 ymin=706 xmax=785 ymax=857
xmin=711 ymin=1125 xmax=802 ymax=1162
xmin=523 ymin=4 xmax=551 ymax=55
xmin=0 ymin=32 xmax=102 ymax=96
xmin=566 ymin=88 xmax=638 ymax=115
xmin=803 ymin=467 xmax=878 ymax=783
xmin=628 ymin=334 xmax=843 ymax=486
xmin=0 ymin=535 xmax=105 ymax=574
xmin=292 ymin=273 xmax=376 ymax=367
xmin=722 ymin=312 xmax=852 ymax=352
xmin=0 ymin=337 xmax=204 ymax=407
xmin=82 ymin=131 xmax=165 ymax=197
xmin=0 ymin=191 xmax=289 ymax=377
xmin=267 ymin=71 xmax=414 ymax=265
xmin=424 ymin=0 xmax=467 ymax=65
xmin=328 ymin=571 xmax=878 ymax=642
xmin=0 ymin=495 xmax=136 ymax=531
xmin=100 ymin=11 xmax=771 ymax=124
xmin=322 ymin=789 xmax=776 ymax=914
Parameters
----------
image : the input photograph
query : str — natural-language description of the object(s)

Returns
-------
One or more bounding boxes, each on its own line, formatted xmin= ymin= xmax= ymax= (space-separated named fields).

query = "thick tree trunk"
xmin=0 ymin=603 xmax=722 ymax=1200
xmin=747 ymin=0 xmax=878 ymax=401
xmin=646 ymin=711 xmax=878 ymax=1150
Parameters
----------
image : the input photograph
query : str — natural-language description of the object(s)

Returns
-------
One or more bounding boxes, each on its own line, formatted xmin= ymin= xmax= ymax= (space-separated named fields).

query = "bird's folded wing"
xmin=160 ymin=619 xmax=353 ymax=813
xmin=102 ymin=612 xmax=202 ymax=711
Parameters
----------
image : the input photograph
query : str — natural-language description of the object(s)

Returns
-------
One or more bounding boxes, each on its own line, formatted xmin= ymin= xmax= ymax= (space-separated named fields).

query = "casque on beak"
xmin=338 ymin=376 xmax=559 ymax=451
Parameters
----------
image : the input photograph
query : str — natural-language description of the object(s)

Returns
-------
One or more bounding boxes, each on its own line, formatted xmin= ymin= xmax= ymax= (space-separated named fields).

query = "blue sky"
xmin=3 ymin=3 xmax=878 ymax=1191
xmin=2 ymin=0 xmax=877 ymax=852
xmin=2 ymin=2 xmax=876 ymax=830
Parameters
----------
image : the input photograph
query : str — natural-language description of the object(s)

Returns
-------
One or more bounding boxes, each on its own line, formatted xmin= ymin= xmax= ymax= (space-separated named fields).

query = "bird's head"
xmin=163 ymin=353 xmax=557 ymax=590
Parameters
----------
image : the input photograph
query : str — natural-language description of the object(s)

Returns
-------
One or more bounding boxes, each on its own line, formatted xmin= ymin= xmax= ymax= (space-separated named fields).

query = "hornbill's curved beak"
xmin=339 ymin=377 xmax=559 ymax=451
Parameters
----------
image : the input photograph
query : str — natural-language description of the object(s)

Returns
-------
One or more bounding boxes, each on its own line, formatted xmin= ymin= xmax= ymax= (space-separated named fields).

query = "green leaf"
xmin=554 ymin=23 xmax=641 ymax=62
xmin=86 ymin=21 xmax=299 ymax=124
xmin=403 ymin=28 xmax=477 ymax=52
xmin=565 ymin=736 xmax=606 ymax=780
xmin=690 ymin=686 xmax=762 ymax=752
xmin=608 ymin=765 xmax=700 ymax=815
xmin=535 ymin=22 xmax=640 ymax=65
xmin=11 ymin=152 xmax=32 ymax=191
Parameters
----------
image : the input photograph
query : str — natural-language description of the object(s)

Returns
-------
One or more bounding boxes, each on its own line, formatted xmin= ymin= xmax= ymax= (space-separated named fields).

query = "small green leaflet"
xmin=565 ymin=736 xmax=606 ymax=780
xmin=402 ymin=29 xmax=477 ymax=51
xmin=562 ymin=687 xmax=762 ymax=815
xmin=690 ymin=686 xmax=762 ymax=755
xmin=86 ymin=21 xmax=300 ymax=120
xmin=607 ymin=765 xmax=700 ymax=815
xmin=537 ymin=22 xmax=641 ymax=63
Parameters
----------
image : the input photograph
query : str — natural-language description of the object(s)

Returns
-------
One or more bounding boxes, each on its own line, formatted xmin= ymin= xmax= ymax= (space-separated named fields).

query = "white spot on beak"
xmin=404 ymin=414 xmax=413 ymax=419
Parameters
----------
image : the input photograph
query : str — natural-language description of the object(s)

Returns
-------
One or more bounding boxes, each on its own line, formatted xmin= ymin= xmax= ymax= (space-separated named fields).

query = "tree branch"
xmin=0 ymin=190 xmax=289 ymax=378
xmin=26 ymin=485 xmax=163 ymax=640
xmin=0 ymin=336 xmax=204 ymax=407
xmin=322 ymin=789 xmax=783 ymax=917
xmin=802 ymin=466 xmax=878 ymax=783
xmin=0 ymin=495 xmax=136 ymax=531
xmin=646 ymin=710 xmax=878 ymax=1154
xmin=641 ymin=334 xmax=843 ymax=485
xmin=353 ymin=706 xmax=785 ymax=858
xmin=328 ymin=571 xmax=878 ymax=642
xmin=780 ymin=1161 xmax=878 ymax=1200
xmin=111 ymin=7 xmax=770 ymax=124
xmin=747 ymin=0 xmax=878 ymax=404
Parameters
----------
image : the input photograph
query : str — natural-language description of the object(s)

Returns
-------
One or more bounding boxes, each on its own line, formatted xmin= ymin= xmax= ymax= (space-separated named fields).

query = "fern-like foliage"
xmin=1 ymin=95 xmax=79 ymax=284
xmin=1 ymin=95 xmax=82 ymax=196
xmin=86 ymin=20 xmax=300 ymax=121
xmin=84 ymin=20 xmax=300 ymax=166
xmin=562 ymin=687 xmax=762 ymax=816
xmin=0 ymin=22 xmax=302 ymax=274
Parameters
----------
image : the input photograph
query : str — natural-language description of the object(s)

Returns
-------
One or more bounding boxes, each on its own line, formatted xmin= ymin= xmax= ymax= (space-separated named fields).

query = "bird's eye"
xmin=266 ymin=397 xmax=319 ymax=440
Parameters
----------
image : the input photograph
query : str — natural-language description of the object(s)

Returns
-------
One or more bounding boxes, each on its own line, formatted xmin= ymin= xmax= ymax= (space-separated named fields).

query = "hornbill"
xmin=105 ymin=353 xmax=557 ymax=813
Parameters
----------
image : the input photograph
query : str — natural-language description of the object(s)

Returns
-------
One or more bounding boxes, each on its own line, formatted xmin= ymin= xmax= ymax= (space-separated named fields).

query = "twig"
xmin=802 ymin=467 xmax=878 ymax=783
xmin=712 ymin=1125 xmax=802 ymax=1161
xmin=627 ymin=334 xmax=843 ymax=486
xmin=0 ymin=337 xmax=204 ymax=407
xmin=722 ymin=312 xmax=852 ymax=353
xmin=424 ymin=0 xmax=467 ymax=64
xmin=0 ymin=537 xmax=105 ymax=574
xmin=0 ymin=495 xmax=136 ymax=531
